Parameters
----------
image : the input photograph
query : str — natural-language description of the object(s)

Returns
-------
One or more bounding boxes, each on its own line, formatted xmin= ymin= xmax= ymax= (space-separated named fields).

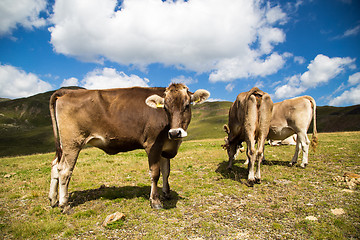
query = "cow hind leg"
xmin=298 ymin=133 xmax=310 ymax=168
xmin=254 ymin=140 xmax=266 ymax=184
xmin=289 ymin=135 xmax=301 ymax=167
xmin=160 ymin=157 xmax=171 ymax=200
xmin=245 ymin=95 xmax=258 ymax=186
xmin=57 ymin=148 xmax=80 ymax=212
xmin=49 ymin=157 xmax=60 ymax=207
xmin=246 ymin=143 xmax=257 ymax=186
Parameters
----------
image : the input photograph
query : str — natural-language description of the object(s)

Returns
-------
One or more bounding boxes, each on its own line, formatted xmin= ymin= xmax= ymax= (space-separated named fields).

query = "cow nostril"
xmin=168 ymin=128 xmax=187 ymax=139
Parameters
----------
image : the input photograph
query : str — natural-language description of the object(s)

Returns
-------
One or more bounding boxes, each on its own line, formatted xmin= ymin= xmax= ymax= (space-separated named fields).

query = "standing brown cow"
xmin=223 ymin=87 xmax=273 ymax=186
xmin=49 ymin=83 xmax=210 ymax=211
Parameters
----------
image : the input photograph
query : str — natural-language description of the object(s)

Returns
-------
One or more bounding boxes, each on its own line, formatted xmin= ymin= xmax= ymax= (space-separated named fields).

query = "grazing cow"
xmin=236 ymin=96 xmax=317 ymax=168
xmin=267 ymin=96 xmax=317 ymax=168
xmin=223 ymin=87 xmax=273 ymax=186
xmin=48 ymin=83 xmax=210 ymax=211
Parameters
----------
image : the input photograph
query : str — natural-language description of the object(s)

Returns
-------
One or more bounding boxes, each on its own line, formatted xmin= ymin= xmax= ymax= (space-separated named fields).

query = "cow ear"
xmin=146 ymin=95 xmax=165 ymax=109
xmin=191 ymin=89 xmax=210 ymax=105
xmin=223 ymin=124 xmax=230 ymax=134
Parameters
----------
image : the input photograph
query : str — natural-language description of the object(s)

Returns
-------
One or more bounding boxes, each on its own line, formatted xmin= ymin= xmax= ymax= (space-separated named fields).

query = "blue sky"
xmin=0 ymin=0 xmax=359 ymax=106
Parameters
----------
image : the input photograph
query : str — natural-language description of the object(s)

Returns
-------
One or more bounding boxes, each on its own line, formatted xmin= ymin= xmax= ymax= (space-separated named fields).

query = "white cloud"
xmin=225 ymin=83 xmax=235 ymax=92
xmin=274 ymin=54 xmax=356 ymax=99
xmin=49 ymin=0 xmax=288 ymax=82
xmin=348 ymin=72 xmax=360 ymax=86
xmin=300 ymin=54 xmax=355 ymax=88
xmin=294 ymin=56 xmax=306 ymax=64
xmin=81 ymin=67 xmax=149 ymax=89
xmin=343 ymin=24 xmax=360 ymax=38
xmin=0 ymin=64 xmax=52 ymax=98
xmin=61 ymin=77 xmax=79 ymax=87
xmin=209 ymin=52 xmax=286 ymax=82
xmin=171 ymin=75 xmax=197 ymax=85
xmin=329 ymin=84 xmax=360 ymax=106
xmin=0 ymin=0 xmax=47 ymax=36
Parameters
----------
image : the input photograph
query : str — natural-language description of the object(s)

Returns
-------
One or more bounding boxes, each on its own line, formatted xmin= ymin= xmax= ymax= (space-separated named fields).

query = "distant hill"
xmin=1 ymin=89 xmax=359 ymax=157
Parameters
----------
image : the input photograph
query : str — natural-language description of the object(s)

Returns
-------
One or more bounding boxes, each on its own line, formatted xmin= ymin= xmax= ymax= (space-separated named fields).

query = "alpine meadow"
xmin=0 ymin=91 xmax=360 ymax=239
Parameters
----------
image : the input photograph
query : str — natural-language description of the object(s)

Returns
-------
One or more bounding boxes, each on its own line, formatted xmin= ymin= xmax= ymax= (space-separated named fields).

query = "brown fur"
xmin=224 ymin=87 xmax=273 ymax=186
xmin=48 ymin=84 xmax=209 ymax=211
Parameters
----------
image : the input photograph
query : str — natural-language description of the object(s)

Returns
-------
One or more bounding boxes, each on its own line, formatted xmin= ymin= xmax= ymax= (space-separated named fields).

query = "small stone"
xmin=331 ymin=208 xmax=345 ymax=216
xmin=102 ymin=212 xmax=125 ymax=227
xmin=305 ymin=216 xmax=318 ymax=221
xmin=4 ymin=173 xmax=16 ymax=178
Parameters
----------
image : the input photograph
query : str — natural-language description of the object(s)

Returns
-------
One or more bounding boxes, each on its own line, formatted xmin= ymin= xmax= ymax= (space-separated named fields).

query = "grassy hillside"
xmin=0 ymin=89 xmax=360 ymax=157
xmin=187 ymin=101 xmax=232 ymax=140
xmin=0 ymin=91 xmax=54 ymax=157
xmin=0 ymin=132 xmax=359 ymax=239
xmin=315 ymin=105 xmax=360 ymax=132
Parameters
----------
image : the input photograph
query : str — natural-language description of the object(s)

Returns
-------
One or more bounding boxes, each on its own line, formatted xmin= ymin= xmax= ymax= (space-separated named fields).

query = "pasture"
xmin=0 ymin=132 xmax=359 ymax=239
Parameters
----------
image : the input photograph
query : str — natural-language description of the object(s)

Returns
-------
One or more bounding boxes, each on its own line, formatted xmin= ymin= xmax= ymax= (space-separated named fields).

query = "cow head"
xmin=146 ymin=83 xmax=210 ymax=140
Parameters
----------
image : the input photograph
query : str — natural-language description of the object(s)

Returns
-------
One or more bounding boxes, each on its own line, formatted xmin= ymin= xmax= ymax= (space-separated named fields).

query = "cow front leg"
xmin=227 ymin=143 xmax=238 ymax=169
xmin=149 ymin=161 xmax=162 ymax=209
xmin=160 ymin=157 xmax=171 ymax=200
xmin=49 ymin=157 xmax=59 ymax=207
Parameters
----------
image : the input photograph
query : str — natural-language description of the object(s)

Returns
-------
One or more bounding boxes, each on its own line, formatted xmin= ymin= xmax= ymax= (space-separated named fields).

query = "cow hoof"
xmin=61 ymin=205 xmax=71 ymax=214
xmin=227 ymin=166 xmax=233 ymax=170
xmin=150 ymin=200 xmax=163 ymax=209
xmin=247 ymin=180 xmax=255 ymax=187
xmin=300 ymin=163 xmax=307 ymax=168
xmin=255 ymin=178 xmax=261 ymax=184
xmin=288 ymin=162 xmax=295 ymax=167
xmin=49 ymin=198 xmax=58 ymax=208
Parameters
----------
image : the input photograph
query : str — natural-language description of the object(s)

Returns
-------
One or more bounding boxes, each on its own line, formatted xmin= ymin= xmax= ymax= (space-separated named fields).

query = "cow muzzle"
xmin=168 ymin=128 xmax=188 ymax=140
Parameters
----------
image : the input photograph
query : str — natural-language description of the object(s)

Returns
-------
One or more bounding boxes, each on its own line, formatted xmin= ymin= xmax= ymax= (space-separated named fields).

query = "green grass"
xmin=0 ymin=132 xmax=359 ymax=239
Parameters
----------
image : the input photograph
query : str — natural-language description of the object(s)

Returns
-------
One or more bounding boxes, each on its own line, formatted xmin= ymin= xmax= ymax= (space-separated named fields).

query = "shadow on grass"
xmin=215 ymin=159 xmax=248 ymax=183
xmin=215 ymin=159 xmax=292 ymax=185
xmin=261 ymin=159 xmax=291 ymax=166
xmin=69 ymin=185 xmax=181 ymax=209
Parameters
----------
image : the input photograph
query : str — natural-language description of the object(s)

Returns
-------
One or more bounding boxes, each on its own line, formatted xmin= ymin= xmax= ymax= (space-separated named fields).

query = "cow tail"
xmin=50 ymin=90 xmax=63 ymax=162
xmin=309 ymin=96 xmax=318 ymax=151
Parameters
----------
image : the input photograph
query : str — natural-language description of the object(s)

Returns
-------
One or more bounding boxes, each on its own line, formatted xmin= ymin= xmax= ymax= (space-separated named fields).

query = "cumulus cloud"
xmin=61 ymin=77 xmax=79 ymax=87
xmin=0 ymin=0 xmax=47 ymax=36
xmin=294 ymin=56 xmax=306 ymax=64
xmin=171 ymin=75 xmax=198 ymax=85
xmin=329 ymin=85 xmax=360 ymax=106
xmin=274 ymin=54 xmax=356 ymax=99
xmin=0 ymin=64 xmax=52 ymax=98
xmin=328 ymin=72 xmax=360 ymax=106
xmin=348 ymin=72 xmax=360 ymax=86
xmin=81 ymin=67 xmax=149 ymax=89
xmin=49 ymin=0 xmax=288 ymax=82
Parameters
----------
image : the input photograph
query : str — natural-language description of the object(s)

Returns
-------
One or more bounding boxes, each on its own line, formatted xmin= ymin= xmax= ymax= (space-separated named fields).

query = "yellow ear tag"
xmin=156 ymin=103 xmax=164 ymax=108
xmin=194 ymin=99 xmax=201 ymax=103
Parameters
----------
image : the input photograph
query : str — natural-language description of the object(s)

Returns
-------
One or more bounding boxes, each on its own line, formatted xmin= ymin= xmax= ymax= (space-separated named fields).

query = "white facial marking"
xmin=168 ymin=128 xmax=187 ymax=139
